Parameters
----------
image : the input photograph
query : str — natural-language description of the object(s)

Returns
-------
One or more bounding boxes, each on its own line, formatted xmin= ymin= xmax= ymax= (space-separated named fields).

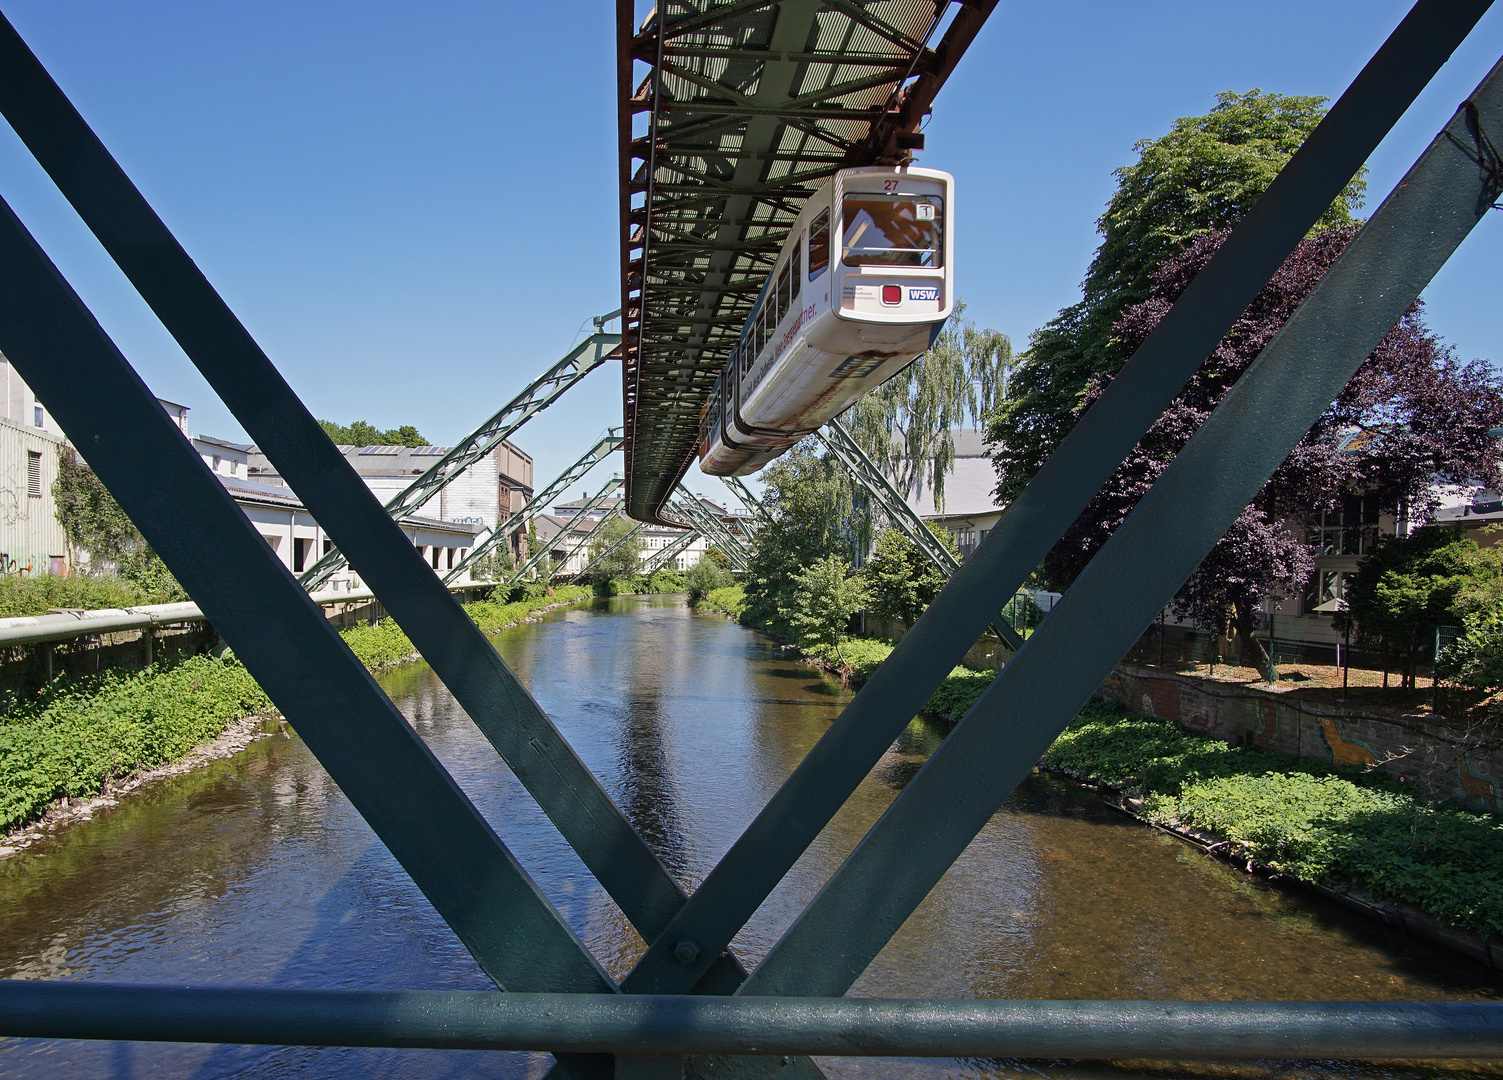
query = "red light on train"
xmin=881 ymin=285 xmax=901 ymax=305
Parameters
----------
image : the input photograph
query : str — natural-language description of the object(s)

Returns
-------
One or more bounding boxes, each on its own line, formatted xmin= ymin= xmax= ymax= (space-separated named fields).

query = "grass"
xmin=0 ymin=574 xmax=180 ymax=618
xmin=1045 ymin=702 xmax=1503 ymax=939
xmin=745 ymin=618 xmax=1503 ymax=940
xmin=0 ymin=582 xmax=601 ymax=834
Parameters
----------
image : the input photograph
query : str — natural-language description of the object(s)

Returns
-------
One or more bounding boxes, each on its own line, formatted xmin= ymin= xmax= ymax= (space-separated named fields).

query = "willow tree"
xmin=843 ymin=300 xmax=1012 ymax=512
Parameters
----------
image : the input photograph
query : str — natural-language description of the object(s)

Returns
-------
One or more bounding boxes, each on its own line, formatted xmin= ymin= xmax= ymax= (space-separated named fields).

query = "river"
xmin=0 ymin=595 xmax=1498 ymax=1079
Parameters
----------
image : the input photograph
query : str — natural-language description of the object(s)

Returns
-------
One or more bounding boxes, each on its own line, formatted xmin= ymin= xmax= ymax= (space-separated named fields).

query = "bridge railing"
xmin=0 ymin=1 xmax=1497 ymax=1074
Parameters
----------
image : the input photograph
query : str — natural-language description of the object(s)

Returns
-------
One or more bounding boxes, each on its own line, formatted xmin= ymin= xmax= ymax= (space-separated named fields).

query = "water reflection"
xmin=0 ymin=596 xmax=1497 ymax=1079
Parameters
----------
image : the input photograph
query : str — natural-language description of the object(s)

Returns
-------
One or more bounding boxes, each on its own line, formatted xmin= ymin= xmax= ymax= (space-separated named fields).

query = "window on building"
xmin=293 ymin=537 xmax=311 ymax=573
xmin=33 ymin=405 xmax=43 ymax=428
xmin=431 ymin=546 xmax=442 ymax=569
xmin=1304 ymin=569 xmax=1349 ymax=615
xmin=447 ymin=547 xmax=455 ymax=569
xmin=323 ymin=538 xmax=334 ymax=555
xmin=1308 ymin=494 xmax=1381 ymax=556
xmin=26 ymin=451 xmax=41 ymax=498
xmin=212 ymin=455 xmax=221 ymax=472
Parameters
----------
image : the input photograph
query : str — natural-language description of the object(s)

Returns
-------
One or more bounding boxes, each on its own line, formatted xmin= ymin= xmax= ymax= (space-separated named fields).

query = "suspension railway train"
xmin=698 ymin=166 xmax=954 ymax=476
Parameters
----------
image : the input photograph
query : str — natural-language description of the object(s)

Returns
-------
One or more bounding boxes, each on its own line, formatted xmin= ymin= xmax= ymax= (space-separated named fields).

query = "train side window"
xmin=790 ymin=243 xmax=802 ymax=302
xmin=808 ymin=210 xmax=829 ymax=279
xmin=776 ymin=260 xmax=791 ymax=315
xmin=755 ymin=309 xmax=766 ymax=354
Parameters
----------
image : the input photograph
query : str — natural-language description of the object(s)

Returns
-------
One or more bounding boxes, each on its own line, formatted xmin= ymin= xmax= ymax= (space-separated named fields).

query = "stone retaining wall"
xmin=1098 ymin=662 xmax=1503 ymax=814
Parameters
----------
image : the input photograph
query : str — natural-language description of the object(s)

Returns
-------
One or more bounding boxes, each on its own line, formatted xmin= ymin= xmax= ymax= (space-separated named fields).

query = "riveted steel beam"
xmin=615 ymin=0 xmax=1493 ymax=1002
xmin=746 ymin=43 xmax=1503 ymax=1007
xmin=0 ymin=194 xmax=619 ymax=1015
xmin=6 ymin=983 xmax=1503 ymax=1060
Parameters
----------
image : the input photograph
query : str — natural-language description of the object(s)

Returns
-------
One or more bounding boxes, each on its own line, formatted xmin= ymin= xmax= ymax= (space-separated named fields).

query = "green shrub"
xmin=838 ymin=638 xmax=894 ymax=682
xmin=686 ymin=558 xmax=734 ymax=605
xmin=700 ymin=585 xmax=747 ymax=619
xmin=0 ymin=655 xmax=270 ymax=831
xmin=924 ymin=667 xmax=996 ymax=721
xmin=0 ymin=574 xmax=156 ymax=618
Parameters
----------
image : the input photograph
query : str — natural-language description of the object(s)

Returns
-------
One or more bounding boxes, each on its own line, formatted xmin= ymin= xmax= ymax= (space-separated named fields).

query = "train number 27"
xmin=882 ymin=179 xmax=899 ymax=192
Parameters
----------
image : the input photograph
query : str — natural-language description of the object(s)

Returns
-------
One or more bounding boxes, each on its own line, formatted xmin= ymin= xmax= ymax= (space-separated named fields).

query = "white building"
xmin=0 ymin=354 xmax=69 ymax=576
xmin=249 ymin=440 xmax=534 ymax=564
xmin=901 ymin=429 xmax=1004 ymax=561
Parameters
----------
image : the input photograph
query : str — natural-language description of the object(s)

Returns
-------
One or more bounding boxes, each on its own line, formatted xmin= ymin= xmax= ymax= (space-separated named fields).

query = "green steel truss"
xmin=301 ymin=319 xmax=621 ymax=592
xmin=721 ymin=474 xmax=768 ymax=529
xmin=500 ymin=478 xmax=625 ymax=588
xmin=445 ymin=431 xmax=624 ymax=585
xmin=642 ymin=528 xmax=701 ymax=575
xmin=818 ymin=417 xmax=1024 ymax=649
xmin=618 ymin=0 xmax=1001 ymax=523
xmin=572 ymin=517 xmax=646 ymax=581
xmin=0 ymin=3 xmax=1500 ymax=1073
xmin=671 ymin=483 xmax=749 ymax=569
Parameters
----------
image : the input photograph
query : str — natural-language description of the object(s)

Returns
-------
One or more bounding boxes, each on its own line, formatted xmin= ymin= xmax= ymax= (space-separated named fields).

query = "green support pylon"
xmin=445 ymin=431 xmax=622 ymax=584
xmin=301 ymin=316 xmax=620 ymax=592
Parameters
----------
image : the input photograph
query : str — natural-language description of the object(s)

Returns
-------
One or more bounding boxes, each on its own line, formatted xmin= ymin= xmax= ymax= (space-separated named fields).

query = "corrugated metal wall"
xmin=0 ymin=419 xmax=70 ymax=574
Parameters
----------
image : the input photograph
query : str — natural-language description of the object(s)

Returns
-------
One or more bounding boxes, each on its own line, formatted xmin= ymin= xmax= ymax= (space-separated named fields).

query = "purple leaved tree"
xmin=1043 ymin=226 xmax=1503 ymax=661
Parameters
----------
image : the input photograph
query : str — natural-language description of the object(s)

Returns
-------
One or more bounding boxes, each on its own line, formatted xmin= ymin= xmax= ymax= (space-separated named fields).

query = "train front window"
xmin=808 ymin=210 xmax=830 ymax=278
xmin=840 ymin=194 xmax=943 ymax=267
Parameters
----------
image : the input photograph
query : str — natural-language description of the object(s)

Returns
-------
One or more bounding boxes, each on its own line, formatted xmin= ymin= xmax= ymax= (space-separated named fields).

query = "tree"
xmin=989 ymin=90 xmax=1366 ymax=504
xmin=52 ymin=445 xmax=185 ymax=601
xmin=845 ymin=300 xmax=1011 ymax=512
xmin=741 ymin=443 xmax=861 ymax=638
xmin=319 ymin=419 xmax=430 ymax=447
xmin=1033 ymin=227 xmax=1503 ymax=660
xmin=585 ymin=516 xmax=642 ymax=583
xmin=1346 ymin=526 xmax=1479 ymax=688
xmin=786 ymin=554 xmax=869 ymax=678
xmin=685 ymin=556 xmax=732 ymax=605
xmin=861 ymin=524 xmax=957 ymax=628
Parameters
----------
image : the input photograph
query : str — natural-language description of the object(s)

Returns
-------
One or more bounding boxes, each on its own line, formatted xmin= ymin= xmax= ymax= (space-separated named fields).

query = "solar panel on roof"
xmin=358 ymin=445 xmax=402 ymax=456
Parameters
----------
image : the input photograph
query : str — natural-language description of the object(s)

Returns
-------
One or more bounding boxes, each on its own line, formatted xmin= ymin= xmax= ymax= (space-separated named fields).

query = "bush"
xmin=699 ymin=585 xmax=746 ymax=619
xmin=0 ymin=655 xmax=270 ymax=831
xmin=839 ymin=637 xmax=894 ymax=682
xmin=686 ymin=558 xmax=733 ymax=605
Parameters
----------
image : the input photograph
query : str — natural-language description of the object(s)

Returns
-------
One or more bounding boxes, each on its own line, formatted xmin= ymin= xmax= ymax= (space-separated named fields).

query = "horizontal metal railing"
xmin=0 ymin=582 xmax=484 ymax=649
xmin=1 ymin=983 xmax=1500 ymax=1059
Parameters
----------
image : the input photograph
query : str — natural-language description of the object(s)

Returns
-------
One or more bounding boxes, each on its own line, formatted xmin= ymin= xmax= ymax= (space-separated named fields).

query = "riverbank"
xmin=698 ymin=595 xmax=1503 ymax=958
xmin=0 ymin=584 xmax=598 ymax=846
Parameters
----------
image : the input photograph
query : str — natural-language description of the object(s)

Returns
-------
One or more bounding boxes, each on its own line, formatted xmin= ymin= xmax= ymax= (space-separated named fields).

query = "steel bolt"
xmin=673 ymin=938 xmax=700 ymax=965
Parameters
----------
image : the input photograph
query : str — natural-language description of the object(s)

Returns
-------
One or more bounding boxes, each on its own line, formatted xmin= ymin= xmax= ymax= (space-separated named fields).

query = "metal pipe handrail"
xmin=1 ymin=983 xmax=1500 ymax=1059
xmin=0 ymin=582 xmax=484 ymax=648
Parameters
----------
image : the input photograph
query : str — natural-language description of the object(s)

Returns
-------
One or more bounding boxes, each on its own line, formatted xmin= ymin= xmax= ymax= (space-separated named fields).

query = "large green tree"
xmin=741 ymin=443 xmax=860 ymax=639
xmin=989 ymin=90 xmax=1366 ymax=503
xmin=1345 ymin=525 xmax=1476 ymax=688
xmin=861 ymin=524 xmax=957 ymax=628
xmin=585 ymin=515 xmax=642 ymax=583
xmin=845 ymin=300 xmax=1011 ymax=512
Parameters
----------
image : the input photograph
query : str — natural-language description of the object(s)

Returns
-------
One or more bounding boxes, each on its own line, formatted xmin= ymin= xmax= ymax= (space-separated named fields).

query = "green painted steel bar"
xmin=615 ymin=0 xmax=1491 ymax=999
xmin=503 ymin=477 xmax=622 ymax=586
xmin=3 ymin=983 xmax=1503 ymax=1059
xmin=302 ymin=322 xmax=621 ymax=591
xmin=670 ymin=484 xmax=748 ymax=569
xmin=641 ymin=525 xmax=699 ymax=575
xmin=743 ymin=56 xmax=1503 ymax=1005
xmin=446 ymin=432 xmax=623 ymax=584
xmin=0 ymin=24 xmax=698 ymax=1010
xmin=552 ymin=504 xmax=625 ymax=583
xmin=721 ymin=475 xmax=769 ymax=528
xmin=819 ymin=418 xmax=1026 ymax=651
xmin=0 ymin=195 xmax=617 ymax=1005
xmin=573 ymin=520 xmax=647 ymax=581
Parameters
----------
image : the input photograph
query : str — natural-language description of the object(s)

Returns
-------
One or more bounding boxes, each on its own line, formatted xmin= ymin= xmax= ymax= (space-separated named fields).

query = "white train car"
xmin=698 ymin=165 xmax=954 ymax=476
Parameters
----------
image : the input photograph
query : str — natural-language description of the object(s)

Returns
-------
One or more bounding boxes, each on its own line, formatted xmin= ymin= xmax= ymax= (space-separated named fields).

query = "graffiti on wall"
xmin=1317 ymin=716 xmax=1378 ymax=769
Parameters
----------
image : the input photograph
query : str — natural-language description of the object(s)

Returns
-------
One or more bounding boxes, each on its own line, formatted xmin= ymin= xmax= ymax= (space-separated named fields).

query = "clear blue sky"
xmin=0 ymin=2 xmax=1498 ymax=510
